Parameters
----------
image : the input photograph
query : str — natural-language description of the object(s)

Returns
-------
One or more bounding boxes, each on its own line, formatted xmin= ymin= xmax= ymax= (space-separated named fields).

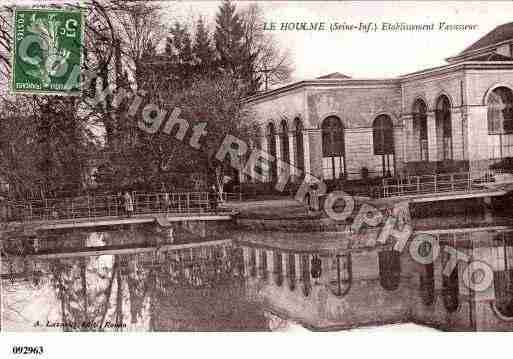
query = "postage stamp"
xmin=11 ymin=7 xmax=84 ymax=96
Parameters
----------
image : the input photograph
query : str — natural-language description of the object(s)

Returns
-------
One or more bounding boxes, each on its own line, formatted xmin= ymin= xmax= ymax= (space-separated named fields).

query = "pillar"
xmin=427 ymin=111 xmax=438 ymax=163
xmin=242 ymin=247 xmax=251 ymax=277
xmin=274 ymin=134 xmax=281 ymax=162
xmin=433 ymin=235 xmax=444 ymax=292
xmin=282 ymin=252 xmax=288 ymax=279
xmin=255 ymin=247 xmax=261 ymax=277
xmin=260 ymin=136 xmax=270 ymax=182
xmin=401 ymin=115 xmax=413 ymax=163
xmin=466 ymin=105 xmax=490 ymax=171
xmin=303 ymin=131 xmax=311 ymax=178
xmin=307 ymin=129 xmax=323 ymax=180
xmin=451 ymin=108 xmax=464 ymax=161
xmin=319 ymin=254 xmax=332 ymax=285
xmin=266 ymin=249 xmax=273 ymax=281
xmin=275 ymin=134 xmax=288 ymax=184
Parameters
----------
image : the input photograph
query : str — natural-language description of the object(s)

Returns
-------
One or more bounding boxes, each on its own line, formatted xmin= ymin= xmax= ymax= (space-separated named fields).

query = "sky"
xmin=161 ymin=1 xmax=513 ymax=81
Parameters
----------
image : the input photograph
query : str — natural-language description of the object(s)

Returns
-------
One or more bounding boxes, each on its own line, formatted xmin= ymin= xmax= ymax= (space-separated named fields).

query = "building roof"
xmin=316 ymin=72 xmax=351 ymax=79
xmin=468 ymin=52 xmax=512 ymax=61
xmin=460 ymin=22 xmax=513 ymax=54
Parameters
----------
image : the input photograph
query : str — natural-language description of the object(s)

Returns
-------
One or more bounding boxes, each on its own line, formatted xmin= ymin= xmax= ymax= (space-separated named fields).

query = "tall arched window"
xmin=373 ymin=114 xmax=394 ymax=177
xmin=487 ymin=87 xmax=513 ymax=159
xmin=420 ymin=263 xmax=435 ymax=306
xmin=322 ymin=116 xmax=345 ymax=180
xmin=442 ymin=246 xmax=459 ymax=313
xmin=300 ymin=254 xmax=311 ymax=297
xmin=492 ymin=232 xmax=513 ymax=319
xmin=273 ymin=250 xmax=283 ymax=287
xmin=294 ymin=118 xmax=304 ymax=173
xmin=259 ymin=249 xmax=268 ymax=281
xmin=413 ymin=99 xmax=429 ymax=161
xmin=435 ymin=96 xmax=453 ymax=160
xmin=328 ymin=254 xmax=352 ymax=297
xmin=287 ymin=253 xmax=296 ymax=291
xmin=280 ymin=120 xmax=290 ymax=164
xmin=266 ymin=123 xmax=277 ymax=182
xmin=378 ymin=250 xmax=401 ymax=291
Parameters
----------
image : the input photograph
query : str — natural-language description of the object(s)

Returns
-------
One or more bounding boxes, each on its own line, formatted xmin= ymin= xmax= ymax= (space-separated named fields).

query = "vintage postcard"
xmin=0 ymin=0 xmax=513 ymax=357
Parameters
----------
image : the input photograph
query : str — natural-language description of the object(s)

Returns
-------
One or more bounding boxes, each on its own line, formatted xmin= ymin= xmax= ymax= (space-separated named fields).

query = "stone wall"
xmin=465 ymin=70 xmax=513 ymax=170
xmin=306 ymin=86 xmax=402 ymax=180
xmin=246 ymin=65 xmax=513 ymax=183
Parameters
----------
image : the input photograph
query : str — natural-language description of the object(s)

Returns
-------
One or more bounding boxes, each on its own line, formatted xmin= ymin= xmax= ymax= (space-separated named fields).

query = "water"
xmin=2 ymin=198 xmax=513 ymax=331
xmin=1 ymin=229 xmax=270 ymax=332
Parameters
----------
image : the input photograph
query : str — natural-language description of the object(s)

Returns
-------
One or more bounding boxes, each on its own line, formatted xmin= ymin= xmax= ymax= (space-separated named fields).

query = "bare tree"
xmin=240 ymin=3 xmax=293 ymax=90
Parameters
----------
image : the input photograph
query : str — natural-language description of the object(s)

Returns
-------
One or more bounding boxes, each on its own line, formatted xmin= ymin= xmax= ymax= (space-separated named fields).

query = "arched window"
xmin=280 ymin=120 xmax=290 ymax=164
xmin=287 ymin=253 xmax=296 ymax=291
xmin=435 ymin=96 xmax=453 ymax=160
xmin=419 ymin=263 xmax=435 ymax=306
xmin=487 ymin=87 xmax=513 ymax=159
xmin=322 ymin=116 xmax=345 ymax=180
xmin=273 ymin=250 xmax=283 ymax=286
xmin=259 ymin=249 xmax=268 ymax=281
xmin=492 ymin=233 xmax=513 ymax=318
xmin=328 ymin=254 xmax=352 ymax=297
xmin=294 ymin=118 xmax=304 ymax=172
xmin=373 ymin=114 xmax=394 ymax=177
xmin=266 ymin=123 xmax=277 ymax=182
xmin=413 ymin=99 xmax=429 ymax=161
xmin=488 ymin=87 xmax=513 ymax=134
xmin=300 ymin=254 xmax=311 ymax=297
xmin=249 ymin=248 xmax=257 ymax=277
xmin=442 ymin=246 xmax=459 ymax=313
xmin=378 ymin=250 xmax=401 ymax=291
xmin=493 ymin=270 xmax=513 ymax=318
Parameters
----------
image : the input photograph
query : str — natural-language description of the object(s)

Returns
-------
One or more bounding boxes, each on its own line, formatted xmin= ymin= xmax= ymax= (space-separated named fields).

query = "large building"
xmin=244 ymin=22 xmax=513 ymax=182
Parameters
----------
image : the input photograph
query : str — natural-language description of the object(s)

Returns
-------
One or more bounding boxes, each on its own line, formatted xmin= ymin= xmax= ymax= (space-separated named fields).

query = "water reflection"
xmin=3 ymin=199 xmax=513 ymax=331
xmin=1 ymin=231 xmax=268 ymax=332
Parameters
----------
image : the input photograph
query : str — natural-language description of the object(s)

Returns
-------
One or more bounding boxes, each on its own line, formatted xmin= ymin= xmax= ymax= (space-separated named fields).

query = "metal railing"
xmin=221 ymin=192 xmax=243 ymax=202
xmin=375 ymin=170 xmax=504 ymax=198
xmin=0 ymin=191 xmax=231 ymax=223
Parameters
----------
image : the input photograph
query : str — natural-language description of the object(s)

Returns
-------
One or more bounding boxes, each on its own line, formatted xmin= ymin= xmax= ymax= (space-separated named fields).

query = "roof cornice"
xmin=446 ymin=38 xmax=513 ymax=62
xmin=243 ymin=62 xmax=513 ymax=104
xmin=399 ymin=61 xmax=513 ymax=82
xmin=242 ymin=78 xmax=399 ymax=104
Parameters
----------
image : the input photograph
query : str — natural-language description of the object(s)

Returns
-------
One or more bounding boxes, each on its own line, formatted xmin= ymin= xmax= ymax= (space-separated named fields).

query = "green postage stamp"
xmin=11 ymin=7 xmax=84 ymax=96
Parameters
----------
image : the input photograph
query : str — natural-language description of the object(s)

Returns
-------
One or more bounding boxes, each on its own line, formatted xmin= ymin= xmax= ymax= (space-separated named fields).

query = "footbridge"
xmin=0 ymin=192 xmax=236 ymax=236
xmin=373 ymin=170 xmax=513 ymax=204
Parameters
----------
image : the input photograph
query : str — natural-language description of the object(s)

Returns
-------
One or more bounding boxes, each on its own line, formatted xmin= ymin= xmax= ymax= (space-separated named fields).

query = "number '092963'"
xmin=12 ymin=346 xmax=44 ymax=355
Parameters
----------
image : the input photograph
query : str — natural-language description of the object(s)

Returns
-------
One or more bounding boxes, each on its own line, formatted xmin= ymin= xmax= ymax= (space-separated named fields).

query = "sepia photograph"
xmin=1 ymin=0 xmax=513 ymax=356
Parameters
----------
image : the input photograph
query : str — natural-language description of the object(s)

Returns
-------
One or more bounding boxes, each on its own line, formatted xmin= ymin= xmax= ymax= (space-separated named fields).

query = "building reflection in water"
xmin=3 ymin=203 xmax=513 ymax=331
